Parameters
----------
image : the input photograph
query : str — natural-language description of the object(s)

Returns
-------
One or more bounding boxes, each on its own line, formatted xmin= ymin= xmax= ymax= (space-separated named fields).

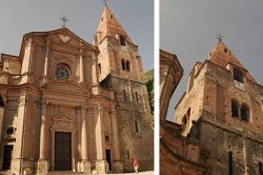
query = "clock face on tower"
xmin=234 ymin=80 xmax=245 ymax=91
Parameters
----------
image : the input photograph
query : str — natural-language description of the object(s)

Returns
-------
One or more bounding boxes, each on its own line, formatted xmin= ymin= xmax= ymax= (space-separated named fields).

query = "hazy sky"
xmin=0 ymin=0 xmax=153 ymax=71
xmin=160 ymin=0 xmax=263 ymax=121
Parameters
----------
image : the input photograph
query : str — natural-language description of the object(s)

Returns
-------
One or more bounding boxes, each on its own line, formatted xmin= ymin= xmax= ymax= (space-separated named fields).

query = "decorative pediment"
xmin=41 ymin=80 xmax=89 ymax=95
xmin=20 ymin=27 xmax=97 ymax=55
xmin=52 ymin=112 xmax=76 ymax=131
xmin=58 ymin=34 xmax=71 ymax=43
xmin=53 ymin=112 xmax=73 ymax=121
xmin=49 ymin=28 xmax=96 ymax=49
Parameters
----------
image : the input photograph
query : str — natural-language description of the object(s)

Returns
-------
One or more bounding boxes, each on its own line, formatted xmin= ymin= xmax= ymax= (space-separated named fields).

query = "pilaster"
xmin=77 ymin=105 xmax=91 ymax=173
xmin=43 ymin=39 xmax=50 ymax=84
xmin=79 ymin=42 xmax=84 ymax=82
xmin=36 ymin=101 xmax=49 ymax=175
xmin=111 ymin=109 xmax=123 ymax=173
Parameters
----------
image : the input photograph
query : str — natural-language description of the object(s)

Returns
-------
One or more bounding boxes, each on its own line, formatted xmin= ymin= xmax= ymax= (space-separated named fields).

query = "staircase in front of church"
xmin=47 ymin=172 xmax=86 ymax=175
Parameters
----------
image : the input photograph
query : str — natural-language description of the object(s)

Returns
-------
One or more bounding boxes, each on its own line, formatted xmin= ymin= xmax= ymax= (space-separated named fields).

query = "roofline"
xmin=1 ymin=53 xmax=19 ymax=59
xmin=18 ymin=27 xmax=99 ymax=58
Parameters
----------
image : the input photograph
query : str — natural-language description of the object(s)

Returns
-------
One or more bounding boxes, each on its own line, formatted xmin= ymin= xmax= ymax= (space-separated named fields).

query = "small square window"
xmin=120 ymin=36 xmax=126 ymax=46
xmin=233 ymin=68 xmax=243 ymax=83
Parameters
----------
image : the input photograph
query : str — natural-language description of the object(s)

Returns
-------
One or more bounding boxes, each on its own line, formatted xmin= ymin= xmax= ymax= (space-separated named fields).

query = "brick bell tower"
xmin=93 ymin=4 xmax=153 ymax=172
xmin=174 ymin=39 xmax=263 ymax=175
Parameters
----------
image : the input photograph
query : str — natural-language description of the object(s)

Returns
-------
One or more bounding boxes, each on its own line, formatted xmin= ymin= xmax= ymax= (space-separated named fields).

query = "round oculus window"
xmin=56 ymin=65 xmax=70 ymax=79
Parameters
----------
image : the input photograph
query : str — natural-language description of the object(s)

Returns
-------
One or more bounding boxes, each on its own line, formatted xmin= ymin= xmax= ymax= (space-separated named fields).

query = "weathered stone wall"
xmin=110 ymin=77 xmax=153 ymax=172
xmin=200 ymin=120 xmax=263 ymax=175
xmin=174 ymin=63 xmax=206 ymax=137
xmin=160 ymin=121 xmax=205 ymax=175
xmin=198 ymin=61 xmax=263 ymax=175
xmin=173 ymin=39 xmax=263 ymax=175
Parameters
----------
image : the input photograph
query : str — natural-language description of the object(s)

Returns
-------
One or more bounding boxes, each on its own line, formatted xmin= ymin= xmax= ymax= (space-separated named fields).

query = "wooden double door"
xmin=54 ymin=132 xmax=72 ymax=171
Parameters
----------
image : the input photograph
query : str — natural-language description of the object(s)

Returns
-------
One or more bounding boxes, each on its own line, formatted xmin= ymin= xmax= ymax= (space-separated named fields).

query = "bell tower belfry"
xmin=94 ymin=4 xmax=144 ymax=82
xmin=93 ymin=4 xmax=153 ymax=172
xmin=174 ymin=40 xmax=263 ymax=174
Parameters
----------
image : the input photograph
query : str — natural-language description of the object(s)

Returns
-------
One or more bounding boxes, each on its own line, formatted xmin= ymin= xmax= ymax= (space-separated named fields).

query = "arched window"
xmin=228 ymin=151 xmax=233 ymax=175
xmin=231 ymin=99 xmax=239 ymax=118
xmin=98 ymin=63 xmax=101 ymax=74
xmin=135 ymin=120 xmax=140 ymax=132
xmin=123 ymin=89 xmax=127 ymax=102
xmin=121 ymin=59 xmax=126 ymax=70
xmin=120 ymin=35 xmax=126 ymax=46
xmin=181 ymin=115 xmax=187 ymax=129
xmin=126 ymin=60 xmax=130 ymax=71
xmin=259 ymin=162 xmax=263 ymax=175
xmin=241 ymin=104 xmax=249 ymax=122
xmin=187 ymin=108 xmax=191 ymax=118
xmin=135 ymin=91 xmax=139 ymax=103
xmin=55 ymin=64 xmax=70 ymax=79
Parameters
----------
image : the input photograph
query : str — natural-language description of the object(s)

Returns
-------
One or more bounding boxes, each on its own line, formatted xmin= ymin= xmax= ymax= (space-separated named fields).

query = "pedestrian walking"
xmin=133 ymin=158 xmax=139 ymax=174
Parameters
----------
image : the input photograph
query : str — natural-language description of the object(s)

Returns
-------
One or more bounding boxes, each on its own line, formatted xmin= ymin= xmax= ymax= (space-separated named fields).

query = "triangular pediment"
xmin=54 ymin=28 xmax=97 ymax=49
xmin=19 ymin=27 xmax=98 ymax=59
xmin=53 ymin=112 xmax=73 ymax=121
xmin=48 ymin=28 xmax=95 ymax=48
xmin=41 ymin=79 xmax=89 ymax=95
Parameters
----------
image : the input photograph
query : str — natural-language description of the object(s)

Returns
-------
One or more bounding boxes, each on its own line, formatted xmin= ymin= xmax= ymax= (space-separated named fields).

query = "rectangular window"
xmin=228 ymin=151 xmax=233 ymax=175
xmin=120 ymin=36 xmax=126 ymax=46
xmin=126 ymin=150 xmax=130 ymax=159
xmin=135 ymin=120 xmax=139 ymax=132
xmin=233 ymin=68 xmax=243 ymax=83
xmin=135 ymin=92 xmax=139 ymax=103
xmin=123 ymin=89 xmax=126 ymax=102
xmin=259 ymin=162 xmax=263 ymax=175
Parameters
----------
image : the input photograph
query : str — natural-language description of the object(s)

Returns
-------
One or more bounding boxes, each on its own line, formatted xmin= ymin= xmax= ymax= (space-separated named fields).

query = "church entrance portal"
xmin=106 ymin=149 xmax=111 ymax=171
xmin=2 ymin=145 xmax=13 ymax=170
xmin=54 ymin=132 xmax=72 ymax=170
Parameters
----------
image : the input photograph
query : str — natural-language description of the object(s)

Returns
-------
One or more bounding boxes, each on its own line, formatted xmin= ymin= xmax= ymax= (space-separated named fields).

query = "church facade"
xmin=159 ymin=50 xmax=205 ymax=175
xmin=0 ymin=5 xmax=153 ymax=175
xmin=174 ymin=40 xmax=263 ymax=174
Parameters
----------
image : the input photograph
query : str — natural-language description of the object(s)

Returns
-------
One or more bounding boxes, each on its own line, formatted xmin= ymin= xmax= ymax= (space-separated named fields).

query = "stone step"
xmin=0 ymin=171 xmax=14 ymax=175
xmin=47 ymin=172 xmax=86 ymax=175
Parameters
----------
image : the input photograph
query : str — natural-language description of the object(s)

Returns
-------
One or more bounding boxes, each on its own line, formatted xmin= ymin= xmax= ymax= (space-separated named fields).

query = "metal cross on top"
xmin=102 ymin=0 xmax=109 ymax=6
xmin=216 ymin=33 xmax=225 ymax=41
xmin=60 ymin=16 xmax=69 ymax=28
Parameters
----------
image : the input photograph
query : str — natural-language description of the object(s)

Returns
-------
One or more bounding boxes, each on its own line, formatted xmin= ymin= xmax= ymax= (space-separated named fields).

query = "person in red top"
xmin=133 ymin=158 xmax=139 ymax=174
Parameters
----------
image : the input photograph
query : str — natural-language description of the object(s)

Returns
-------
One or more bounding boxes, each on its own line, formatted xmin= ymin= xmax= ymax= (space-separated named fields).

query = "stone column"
xmin=79 ymin=43 xmax=84 ymax=82
xmin=77 ymin=106 xmax=91 ymax=173
xmin=91 ymin=55 xmax=98 ymax=85
xmin=94 ymin=106 xmax=107 ymax=174
xmin=79 ymin=54 xmax=84 ymax=82
xmin=36 ymin=102 xmax=48 ymax=175
xmin=11 ymin=95 xmax=27 ymax=175
xmin=43 ymin=40 xmax=50 ymax=84
xmin=21 ymin=38 xmax=34 ymax=83
xmin=91 ymin=55 xmax=99 ymax=95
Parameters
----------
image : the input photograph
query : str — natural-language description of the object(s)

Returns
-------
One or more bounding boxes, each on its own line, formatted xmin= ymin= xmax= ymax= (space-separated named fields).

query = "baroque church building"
xmin=0 ymin=5 xmax=153 ymax=175
xmin=174 ymin=39 xmax=263 ymax=175
xmin=159 ymin=50 xmax=205 ymax=175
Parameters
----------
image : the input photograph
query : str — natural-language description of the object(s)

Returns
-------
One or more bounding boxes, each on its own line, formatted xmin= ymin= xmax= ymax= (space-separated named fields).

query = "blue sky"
xmin=0 ymin=0 xmax=153 ymax=71
xmin=160 ymin=0 xmax=263 ymax=121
